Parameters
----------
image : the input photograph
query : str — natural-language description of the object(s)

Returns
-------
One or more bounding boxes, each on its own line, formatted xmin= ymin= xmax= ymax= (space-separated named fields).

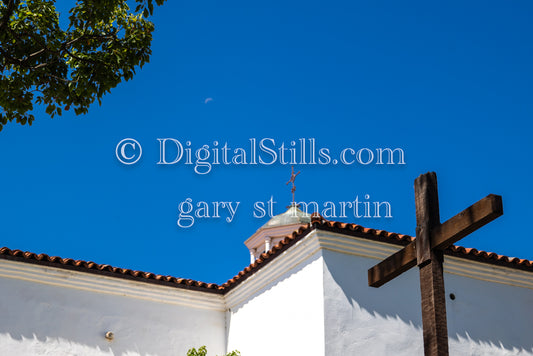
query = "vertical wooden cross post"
xmin=368 ymin=172 xmax=503 ymax=356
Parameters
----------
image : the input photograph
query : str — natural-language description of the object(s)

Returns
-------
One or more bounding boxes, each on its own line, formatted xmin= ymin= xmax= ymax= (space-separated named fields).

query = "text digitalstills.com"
xmin=116 ymin=138 xmax=406 ymax=174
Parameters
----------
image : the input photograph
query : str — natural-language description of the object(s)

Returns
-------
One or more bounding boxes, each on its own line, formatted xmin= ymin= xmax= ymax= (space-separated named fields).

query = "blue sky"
xmin=1 ymin=0 xmax=532 ymax=284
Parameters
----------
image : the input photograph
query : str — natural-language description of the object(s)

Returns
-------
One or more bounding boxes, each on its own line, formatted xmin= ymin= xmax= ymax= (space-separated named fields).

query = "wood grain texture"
xmin=431 ymin=194 xmax=503 ymax=250
xmin=366 ymin=172 xmax=503 ymax=356
xmin=419 ymin=249 xmax=449 ymax=356
xmin=368 ymin=242 xmax=416 ymax=287
xmin=415 ymin=172 xmax=449 ymax=356
xmin=368 ymin=194 xmax=503 ymax=287
xmin=415 ymin=172 xmax=440 ymax=265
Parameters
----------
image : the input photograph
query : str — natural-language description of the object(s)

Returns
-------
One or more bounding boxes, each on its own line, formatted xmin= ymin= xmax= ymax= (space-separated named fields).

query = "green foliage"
xmin=187 ymin=346 xmax=241 ymax=356
xmin=0 ymin=0 xmax=166 ymax=131
xmin=187 ymin=346 xmax=208 ymax=356
xmin=225 ymin=351 xmax=240 ymax=356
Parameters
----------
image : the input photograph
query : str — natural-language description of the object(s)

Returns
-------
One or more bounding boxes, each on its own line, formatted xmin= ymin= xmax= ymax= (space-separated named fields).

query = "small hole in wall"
xmin=449 ymin=293 xmax=456 ymax=300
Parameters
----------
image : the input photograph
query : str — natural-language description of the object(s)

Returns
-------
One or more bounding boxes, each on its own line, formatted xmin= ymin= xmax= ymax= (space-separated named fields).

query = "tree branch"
xmin=44 ymin=72 xmax=77 ymax=83
xmin=25 ymin=47 xmax=47 ymax=61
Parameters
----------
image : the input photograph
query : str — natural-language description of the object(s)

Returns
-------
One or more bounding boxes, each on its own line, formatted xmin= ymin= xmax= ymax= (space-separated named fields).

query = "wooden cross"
xmin=368 ymin=172 xmax=503 ymax=356
xmin=286 ymin=166 xmax=301 ymax=204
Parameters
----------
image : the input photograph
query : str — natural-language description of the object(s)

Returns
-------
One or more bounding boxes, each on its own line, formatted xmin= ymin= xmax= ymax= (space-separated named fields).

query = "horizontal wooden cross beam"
xmin=368 ymin=194 xmax=503 ymax=288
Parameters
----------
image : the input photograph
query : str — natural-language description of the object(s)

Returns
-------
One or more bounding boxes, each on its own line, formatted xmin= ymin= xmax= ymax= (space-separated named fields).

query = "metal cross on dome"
xmin=286 ymin=166 xmax=301 ymax=204
xmin=368 ymin=172 xmax=503 ymax=356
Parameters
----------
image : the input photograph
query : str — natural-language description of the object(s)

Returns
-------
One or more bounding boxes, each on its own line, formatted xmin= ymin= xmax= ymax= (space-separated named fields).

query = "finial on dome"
xmin=286 ymin=166 xmax=301 ymax=204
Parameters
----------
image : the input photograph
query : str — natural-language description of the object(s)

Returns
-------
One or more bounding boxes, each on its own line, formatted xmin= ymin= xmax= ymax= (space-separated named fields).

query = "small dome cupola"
xmin=244 ymin=167 xmax=311 ymax=263
xmin=244 ymin=203 xmax=311 ymax=263
xmin=260 ymin=202 xmax=311 ymax=229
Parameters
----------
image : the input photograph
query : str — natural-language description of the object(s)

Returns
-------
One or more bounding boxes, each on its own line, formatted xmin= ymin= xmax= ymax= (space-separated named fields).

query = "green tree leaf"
xmin=0 ymin=0 xmax=167 ymax=131
xmin=186 ymin=346 xmax=241 ymax=356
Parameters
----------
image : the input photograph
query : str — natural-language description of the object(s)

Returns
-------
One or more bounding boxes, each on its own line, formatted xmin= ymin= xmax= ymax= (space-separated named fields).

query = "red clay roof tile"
xmin=221 ymin=217 xmax=533 ymax=291
xmin=0 ymin=246 xmax=225 ymax=294
xmin=1 ymin=218 xmax=531 ymax=294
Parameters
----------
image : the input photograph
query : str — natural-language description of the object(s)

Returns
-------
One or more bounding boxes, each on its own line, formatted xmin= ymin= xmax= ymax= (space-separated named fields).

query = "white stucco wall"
xmin=320 ymin=231 xmax=533 ymax=356
xmin=445 ymin=271 xmax=533 ymax=356
xmin=2 ymin=229 xmax=532 ymax=356
xmin=226 ymin=232 xmax=325 ymax=356
xmin=0 ymin=259 xmax=226 ymax=356
xmin=323 ymin=248 xmax=423 ymax=355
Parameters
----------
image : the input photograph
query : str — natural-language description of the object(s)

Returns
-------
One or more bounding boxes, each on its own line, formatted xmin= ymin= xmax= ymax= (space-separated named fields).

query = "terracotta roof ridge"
xmin=221 ymin=215 xmax=533 ymax=290
xmin=310 ymin=216 xmax=533 ymax=267
xmin=0 ymin=246 xmax=224 ymax=294
xmin=221 ymin=223 xmax=314 ymax=291
xmin=1 ymin=217 xmax=532 ymax=294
